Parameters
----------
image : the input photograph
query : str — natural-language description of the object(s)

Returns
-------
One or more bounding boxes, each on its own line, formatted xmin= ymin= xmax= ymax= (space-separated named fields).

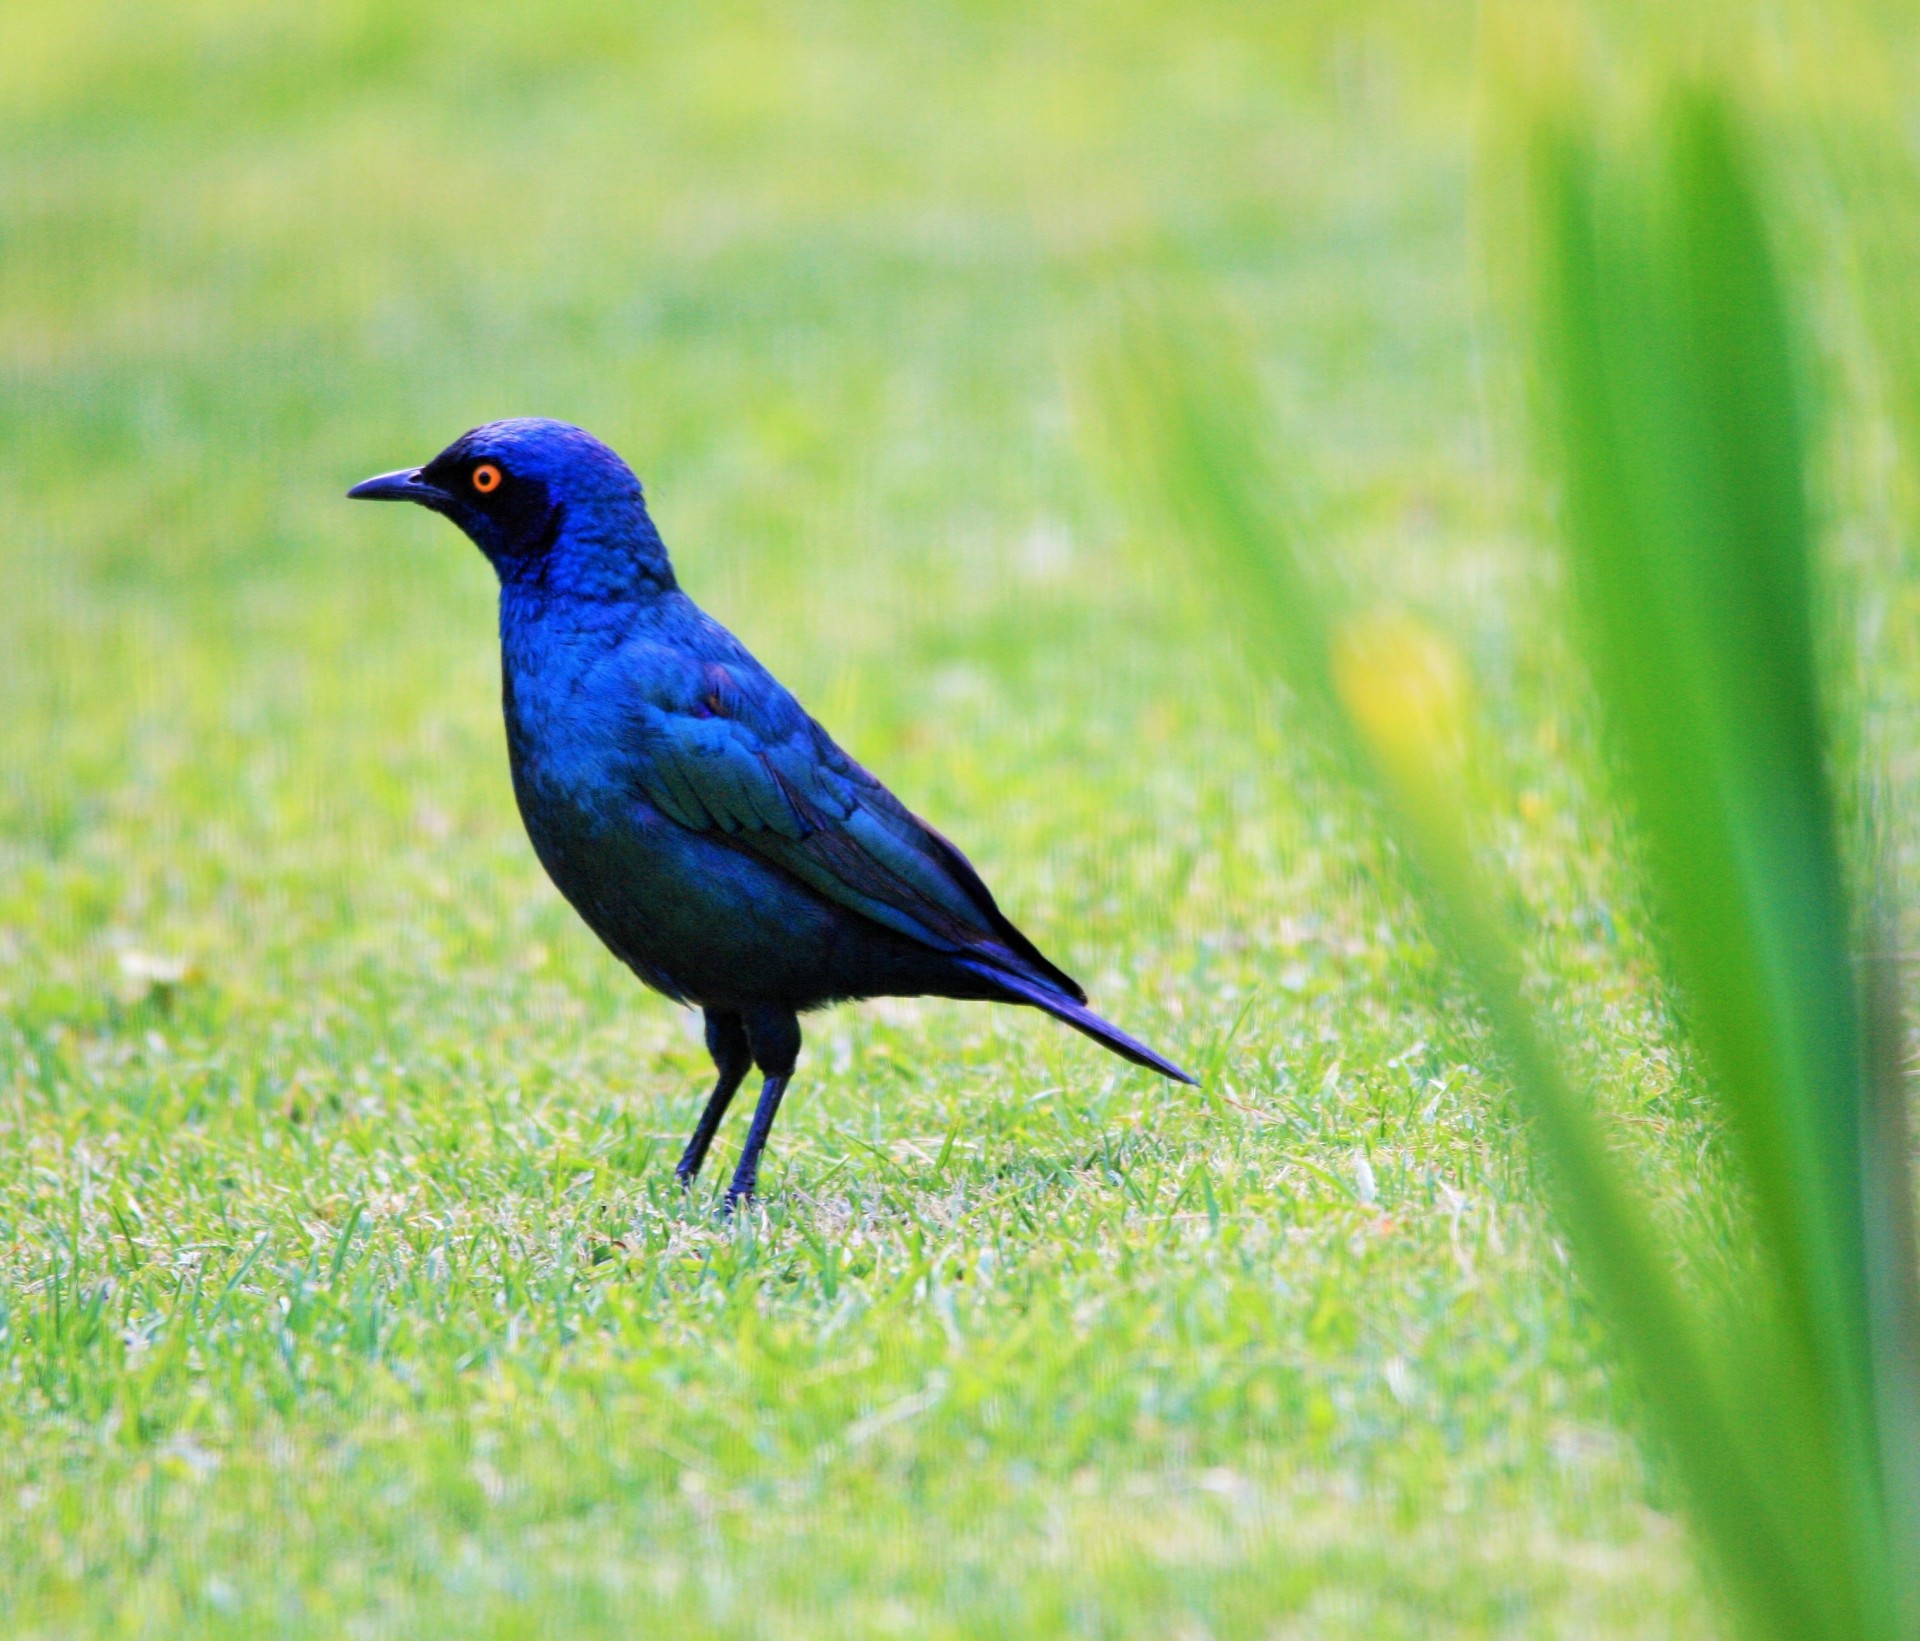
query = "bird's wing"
xmin=609 ymin=637 xmax=1084 ymax=1000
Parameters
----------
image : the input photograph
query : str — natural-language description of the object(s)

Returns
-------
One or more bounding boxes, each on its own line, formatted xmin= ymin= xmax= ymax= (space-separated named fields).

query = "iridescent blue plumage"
xmin=350 ymin=418 xmax=1193 ymax=1205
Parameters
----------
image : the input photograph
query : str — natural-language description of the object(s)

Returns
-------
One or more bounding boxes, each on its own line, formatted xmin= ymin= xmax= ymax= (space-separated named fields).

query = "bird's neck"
xmin=496 ymin=503 xmax=678 ymax=603
xmin=496 ymin=583 xmax=641 ymax=785
xmin=499 ymin=576 xmax=647 ymax=676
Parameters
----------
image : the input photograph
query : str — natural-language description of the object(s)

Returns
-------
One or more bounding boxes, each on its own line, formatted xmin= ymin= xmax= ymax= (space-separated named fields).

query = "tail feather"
xmin=958 ymin=959 xmax=1196 ymax=1084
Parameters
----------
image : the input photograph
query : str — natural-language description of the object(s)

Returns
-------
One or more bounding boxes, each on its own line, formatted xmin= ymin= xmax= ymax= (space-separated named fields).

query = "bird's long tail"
xmin=958 ymin=959 xmax=1197 ymax=1084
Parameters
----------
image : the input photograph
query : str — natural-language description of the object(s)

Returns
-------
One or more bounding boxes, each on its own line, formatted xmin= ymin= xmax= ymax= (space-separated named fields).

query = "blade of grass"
xmin=1332 ymin=613 xmax=1850 ymax=1638
xmin=1534 ymin=97 xmax=1899 ymax=1630
xmin=1539 ymin=93 xmax=1872 ymax=1430
xmin=1095 ymin=301 xmax=1350 ymax=761
xmin=1100 ymin=85 xmax=1920 ymax=1639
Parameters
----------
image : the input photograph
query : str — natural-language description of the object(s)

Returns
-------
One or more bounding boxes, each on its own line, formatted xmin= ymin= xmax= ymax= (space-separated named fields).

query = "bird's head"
xmin=348 ymin=418 xmax=673 ymax=593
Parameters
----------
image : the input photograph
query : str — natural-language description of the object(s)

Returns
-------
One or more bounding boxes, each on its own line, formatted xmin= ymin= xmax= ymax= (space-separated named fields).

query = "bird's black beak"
xmin=346 ymin=467 xmax=452 ymax=507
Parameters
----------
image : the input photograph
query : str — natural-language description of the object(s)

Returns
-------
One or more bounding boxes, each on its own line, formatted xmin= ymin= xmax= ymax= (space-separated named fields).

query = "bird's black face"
xmin=348 ymin=439 xmax=561 ymax=566
xmin=351 ymin=418 xmax=667 ymax=592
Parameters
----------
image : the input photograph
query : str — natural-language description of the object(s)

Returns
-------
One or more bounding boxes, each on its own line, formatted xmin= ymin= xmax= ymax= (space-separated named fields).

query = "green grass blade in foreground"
xmin=1861 ymin=917 xmax=1920 ymax=1621
xmin=1103 ymin=310 xmax=1850 ymax=1639
xmin=1330 ymin=619 xmax=1851 ymax=1641
xmin=1094 ymin=306 xmax=1349 ymax=757
xmin=1534 ymin=101 xmax=1898 ymax=1631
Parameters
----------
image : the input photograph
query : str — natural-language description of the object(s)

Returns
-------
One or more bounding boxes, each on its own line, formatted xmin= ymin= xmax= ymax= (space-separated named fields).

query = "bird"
xmin=349 ymin=418 xmax=1194 ymax=1208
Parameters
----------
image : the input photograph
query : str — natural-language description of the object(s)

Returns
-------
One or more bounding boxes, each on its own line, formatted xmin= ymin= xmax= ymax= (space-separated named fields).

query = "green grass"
xmin=3 ymin=3 xmax=1917 ymax=1635
xmin=1107 ymin=83 xmax=1920 ymax=1638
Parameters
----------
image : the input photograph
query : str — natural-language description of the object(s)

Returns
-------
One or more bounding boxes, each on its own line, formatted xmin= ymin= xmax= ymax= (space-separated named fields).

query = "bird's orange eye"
xmin=471 ymin=463 xmax=502 ymax=494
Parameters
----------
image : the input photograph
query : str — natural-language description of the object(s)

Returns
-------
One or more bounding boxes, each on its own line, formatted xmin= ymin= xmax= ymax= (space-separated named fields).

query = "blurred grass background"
xmin=2 ymin=1 xmax=1919 ymax=1635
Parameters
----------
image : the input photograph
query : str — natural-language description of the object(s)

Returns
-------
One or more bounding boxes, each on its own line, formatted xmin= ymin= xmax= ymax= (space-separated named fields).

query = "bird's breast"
xmin=499 ymin=662 xmax=695 ymax=996
xmin=491 ymin=606 xmax=869 ymax=1012
xmin=501 ymin=658 xmax=634 ymax=835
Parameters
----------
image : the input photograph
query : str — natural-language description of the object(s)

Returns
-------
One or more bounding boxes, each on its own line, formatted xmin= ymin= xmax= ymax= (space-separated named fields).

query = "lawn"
xmin=4 ymin=2 xmax=1911 ymax=1635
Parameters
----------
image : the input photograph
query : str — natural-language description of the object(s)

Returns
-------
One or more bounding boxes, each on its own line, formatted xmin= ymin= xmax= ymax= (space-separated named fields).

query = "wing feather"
xmin=610 ymin=637 xmax=1081 ymax=996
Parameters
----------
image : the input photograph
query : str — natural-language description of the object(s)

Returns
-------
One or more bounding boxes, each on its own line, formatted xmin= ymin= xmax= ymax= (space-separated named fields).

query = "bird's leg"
xmin=722 ymin=1075 xmax=790 ymax=1212
xmin=724 ymin=1009 xmax=802 ymax=1211
xmin=675 ymin=1011 xmax=752 ymax=1187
